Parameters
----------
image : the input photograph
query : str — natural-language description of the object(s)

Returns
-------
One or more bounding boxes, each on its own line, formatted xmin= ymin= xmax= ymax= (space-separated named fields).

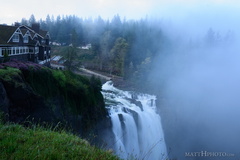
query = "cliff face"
xmin=0 ymin=81 xmax=9 ymax=113
xmin=0 ymin=60 xmax=110 ymax=136
xmin=0 ymin=83 xmax=55 ymax=125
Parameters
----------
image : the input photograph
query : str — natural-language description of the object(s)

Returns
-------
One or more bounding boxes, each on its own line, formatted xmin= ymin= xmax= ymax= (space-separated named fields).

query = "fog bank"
xmin=149 ymin=13 xmax=240 ymax=159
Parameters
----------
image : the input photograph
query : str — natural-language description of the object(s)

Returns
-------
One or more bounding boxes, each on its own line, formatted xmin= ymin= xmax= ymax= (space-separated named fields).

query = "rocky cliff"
xmin=0 ymin=60 xmax=111 ymax=138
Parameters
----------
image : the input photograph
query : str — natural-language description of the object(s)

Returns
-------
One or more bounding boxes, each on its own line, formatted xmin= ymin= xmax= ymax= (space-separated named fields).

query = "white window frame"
xmin=42 ymin=39 xmax=46 ymax=44
xmin=8 ymin=48 xmax=12 ymax=55
xmin=12 ymin=34 xmax=20 ymax=42
xmin=12 ymin=47 xmax=16 ymax=55
xmin=16 ymin=47 xmax=19 ymax=54
xmin=1 ymin=48 xmax=6 ymax=56
xmin=1 ymin=47 xmax=12 ymax=56
xmin=19 ymin=47 xmax=23 ymax=54
xmin=25 ymin=47 xmax=29 ymax=53
xmin=35 ymin=47 xmax=39 ymax=54
xmin=23 ymin=35 xmax=29 ymax=43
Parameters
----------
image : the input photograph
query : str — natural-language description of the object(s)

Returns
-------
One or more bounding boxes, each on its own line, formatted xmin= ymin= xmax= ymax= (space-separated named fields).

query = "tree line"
xmin=19 ymin=14 xmax=236 ymax=90
xmin=20 ymin=14 xmax=167 ymax=84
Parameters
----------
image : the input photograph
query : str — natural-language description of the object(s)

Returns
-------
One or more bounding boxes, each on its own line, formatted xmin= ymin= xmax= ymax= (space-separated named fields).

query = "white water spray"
xmin=102 ymin=81 xmax=168 ymax=160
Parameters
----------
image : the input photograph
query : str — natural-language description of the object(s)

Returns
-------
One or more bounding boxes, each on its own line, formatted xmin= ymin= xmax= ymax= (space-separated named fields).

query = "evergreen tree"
xmin=21 ymin=18 xmax=28 ymax=26
xmin=110 ymin=37 xmax=129 ymax=76
xmin=28 ymin=14 xmax=36 ymax=26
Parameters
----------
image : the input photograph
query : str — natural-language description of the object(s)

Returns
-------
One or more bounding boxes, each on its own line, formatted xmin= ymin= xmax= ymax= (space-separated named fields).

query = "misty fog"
xmin=149 ymin=13 xmax=240 ymax=159
xmin=2 ymin=0 xmax=240 ymax=159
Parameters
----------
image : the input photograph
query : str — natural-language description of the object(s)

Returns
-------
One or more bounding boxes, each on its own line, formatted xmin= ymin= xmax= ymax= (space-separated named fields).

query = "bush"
xmin=0 ymin=67 xmax=21 ymax=82
xmin=52 ymin=70 xmax=66 ymax=87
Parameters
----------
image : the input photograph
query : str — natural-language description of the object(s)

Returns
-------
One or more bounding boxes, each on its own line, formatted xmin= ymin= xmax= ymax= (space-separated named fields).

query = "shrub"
xmin=52 ymin=70 xmax=66 ymax=87
xmin=0 ymin=67 xmax=26 ymax=88
xmin=0 ymin=67 xmax=21 ymax=82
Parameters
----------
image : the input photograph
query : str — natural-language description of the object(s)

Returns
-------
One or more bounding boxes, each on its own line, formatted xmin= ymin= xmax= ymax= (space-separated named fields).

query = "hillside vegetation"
xmin=0 ymin=60 xmax=108 ymax=132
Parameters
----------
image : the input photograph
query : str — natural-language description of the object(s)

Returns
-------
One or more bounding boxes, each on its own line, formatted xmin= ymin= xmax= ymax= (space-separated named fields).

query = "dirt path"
xmin=78 ymin=68 xmax=112 ymax=81
xmin=75 ymin=67 xmax=131 ymax=90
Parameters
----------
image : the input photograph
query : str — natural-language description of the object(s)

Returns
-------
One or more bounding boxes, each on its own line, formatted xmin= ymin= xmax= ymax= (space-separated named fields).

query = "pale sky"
xmin=0 ymin=0 xmax=240 ymax=25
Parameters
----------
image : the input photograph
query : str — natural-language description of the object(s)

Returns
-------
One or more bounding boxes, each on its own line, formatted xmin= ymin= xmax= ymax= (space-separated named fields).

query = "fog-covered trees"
xmin=110 ymin=37 xmax=129 ymax=76
xmin=20 ymin=14 xmax=169 ymax=85
xmin=19 ymin=14 xmax=237 ymax=90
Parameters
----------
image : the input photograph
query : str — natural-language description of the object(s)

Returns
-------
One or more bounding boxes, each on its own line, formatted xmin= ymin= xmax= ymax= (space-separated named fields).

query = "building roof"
xmin=51 ymin=55 xmax=63 ymax=61
xmin=0 ymin=25 xmax=18 ymax=45
xmin=20 ymin=28 xmax=28 ymax=35
xmin=0 ymin=24 xmax=50 ymax=46
xmin=39 ymin=30 xmax=50 ymax=39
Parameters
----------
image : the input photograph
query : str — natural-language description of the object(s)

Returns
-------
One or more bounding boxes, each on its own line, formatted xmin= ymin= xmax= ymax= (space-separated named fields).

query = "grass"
xmin=0 ymin=120 xmax=120 ymax=160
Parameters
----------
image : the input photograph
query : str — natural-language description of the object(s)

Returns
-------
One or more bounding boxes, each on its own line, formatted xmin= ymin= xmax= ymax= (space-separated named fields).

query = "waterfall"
xmin=102 ymin=81 xmax=168 ymax=160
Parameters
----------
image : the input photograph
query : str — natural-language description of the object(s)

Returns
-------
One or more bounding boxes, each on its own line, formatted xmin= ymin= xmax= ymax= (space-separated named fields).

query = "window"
xmin=20 ymin=48 xmax=23 ymax=54
xmin=29 ymin=47 xmax=34 ymax=53
xmin=8 ymin=48 xmax=12 ymax=55
xmin=1 ymin=49 xmax=5 ymax=56
xmin=35 ymin=47 xmax=39 ymax=54
xmin=16 ymin=48 xmax=19 ymax=54
xmin=24 ymin=36 xmax=29 ymax=43
xmin=12 ymin=34 xmax=19 ymax=42
xmin=41 ymin=39 xmax=46 ymax=44
xmin=1 ymin=48 xmax=12 ymax=56
xmin=12 ymin=47 xmax=16 ymax=54
xmin=44 ymin=48 xmax=47 ymax=54
xmin=25 ymin=47 xmax=29 ymax=53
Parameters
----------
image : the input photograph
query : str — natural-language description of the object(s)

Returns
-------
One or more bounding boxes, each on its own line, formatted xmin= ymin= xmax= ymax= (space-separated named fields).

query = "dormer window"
xmin=12 ymin=34 xmax=19 ymax=42
xmin=41 ymin=39 xmax=46 ymax=44
xmin=24 ymin=35 xmax=29 ymax=43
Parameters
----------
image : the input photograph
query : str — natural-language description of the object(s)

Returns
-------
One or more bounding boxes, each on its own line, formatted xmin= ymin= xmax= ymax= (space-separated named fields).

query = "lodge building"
xmin=0 ymin=23 xmax=51 ymax=64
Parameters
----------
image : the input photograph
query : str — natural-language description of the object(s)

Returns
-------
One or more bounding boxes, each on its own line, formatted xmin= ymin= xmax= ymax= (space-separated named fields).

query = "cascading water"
xmin=102 ymin=81 xmax=168 ymax=160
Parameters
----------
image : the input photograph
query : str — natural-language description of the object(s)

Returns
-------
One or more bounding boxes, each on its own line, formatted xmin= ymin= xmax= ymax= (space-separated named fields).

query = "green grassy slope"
xmin=0 ymin=121 xmax=119 ymax=160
